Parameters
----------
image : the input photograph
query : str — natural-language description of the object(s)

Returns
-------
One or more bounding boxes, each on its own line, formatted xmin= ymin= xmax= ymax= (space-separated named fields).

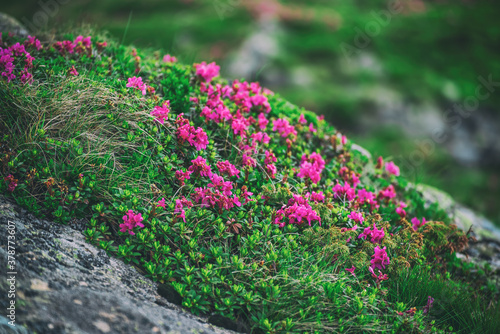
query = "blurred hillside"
xmin=3 ymin=0 xmax=500 ymax=225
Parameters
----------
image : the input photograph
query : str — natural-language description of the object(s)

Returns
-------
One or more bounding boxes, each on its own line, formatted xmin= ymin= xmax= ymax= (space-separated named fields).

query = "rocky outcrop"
xmin=0 ymin=195 xmax=237 ymax=334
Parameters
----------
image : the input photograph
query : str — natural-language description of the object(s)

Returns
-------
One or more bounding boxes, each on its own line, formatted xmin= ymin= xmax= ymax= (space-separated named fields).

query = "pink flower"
xmin=195 ymin=61 xmax=220 ymax=82
xmin=297 ymin=153 xmax=325 ymax=184
xmin=257 ymin=113 xmax=269 ymax=130
xmin=308 ymin=123 xmax=317 ymax=133
xmin=217 ymin=160 xmax=240 ymax=178
xmin=157 ymin=198 xmax=166 ymax=209
xmin=188 ymin=156 xmax=212 ymax=177
xmin=309 ymin=191 xmax=325 ymax=203
xmin=126 ymin=76 xmax=147 ymax=95
xmin=25 ymin=35 xmax=42 ymax=50
xmin=379 ymin=185 xmax=396 ymax=200
xmin=348 ymin=211 xmax=364 ymax=223
xmin=174 ymin=197 xmax=193 ymax=222
xmin=345 ymin=266 xmax=356 ymax=277
xmin=341 ymin=135 xmax=347 ymax=145
xmin=151 ymin=101 xmax=170 ymax=124
xmin=190 ymin=127 xmax=209 ymax=150
xmin=250 ymin=132 xmax=270 ymax=144
xmin=175 ymin=169 xmax=192 ymax=185
xmin=369 ymin=266 xmax=389 ymax=281
xmin=163 ymin=54 xmax=177 ymax=63
xmin=385 ymin=161 xmax=400 ymax=176
xmin=272 ymin=118 xmax=297 ymax=138
xmin=358 ymin=223 xmax=385 ymax=244
xmin=357 ymin=189 xmax=378 ymax=208
xmin=370 ymin=246 xmax=390 ymax=271
xmin=242 ymin=154 xmax=256 ymax=168
xmin=120 ymin=210 xmax=144 ymax=235
xmin=266 ymin=164 xmax=277 ymax=179
xmin=274 ymin=198 xmax=321 ymax=228
xmin=3 ymin=174 xmax=17 ymax=192
xmin=298 ymin=114 xmax=307 ymax=124
xmin=264 ymin=150 xmax=277 ymax=165
xmin=411 ymin=217 xmax=427 ymax=231
xmin=396 ymin=202 xmax=407 ymax=218
xmin=332 ymin=182 xmax=356 ymax=202
xmin=68 ymin=66 xmax=78 ymax=76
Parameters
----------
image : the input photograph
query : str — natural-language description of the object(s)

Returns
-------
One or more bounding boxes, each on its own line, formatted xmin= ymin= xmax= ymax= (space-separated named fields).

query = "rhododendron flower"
xmin=120 ymin=210 xmax=144 ymax=235
xmin=3 ymin=174 xmax=17 ymax=192
xmin=411 ymin=217 xmax=427 ymax=231
xmin=341 ymin=135 xmax=347 ymax=145
xmin=385 ymin=161 xmax=400 ymax=176
xmin=163 ymin=54 xmax=177 ymax=63
xmin=151 ymin=101 xmax=170 ymax=124
xmin=340 ymin=225 xmax=358 ymax=233
xmin=309 ymin=191 xmax=325 ymax=203
xmin=274 ymin=199 xmax=321 ymax=228
xmin=157 ymin=198 xmax=166 ymax=209
xmin=177 ymin=123 xmax=209 ymax=150
xmin=396 ymin=202 xmax=407 ymax=218
xmin=348 ymin=211 xmax=364 ymax=223
xmin=195 ymin=61 xmax=220 ymax=82
xmin=358 ymin=223 xmax=385 ymax=244
xmin=369 ymin=266 xmax=389 ymax=281
xmin=242 ymin=154 xmax=256 ymax=168
xmin=266 ymin=163 xmax=277 ymax=179
xmin=298 ymin=153 xmax=325 ymax=184
xmin=68 ymin=66 xmax=78 ymax=76
xmin=379 ymin=185 xmax=396 ymax=200
xmin=240 ymin=186 xmax=254 ymax=204
xmin=126 ymin=76 xmax=147 ymax=95
xmin=264 ymin=150 xmax=277 ymax=165
xmin=308 ymin=123 xmax=317 ymax=133
xmin=175 ymin=169 xmax=192 ymax=186
xmin=345 ymin=266 xmax=356 ymax=277
xmin=423 ymin=296 xmax=434 ymax=314
xmin=25 ymin=35 xmax=42 ymax=50
xmin=298 ymin=114 xmax=307 ymax=124
xmin=251 ymin=131 xmax=270 ymax=144
xmin=217 ymin=160 xmax=240 ymax=178
xmin=272 ymin=118 xmax=297 ymax=138
xmin=174 ymin=197 xmax=193 ymax=222
xmin=370 ymin=246 xmax=390 ymax=270
xmin=257 ymin=112 xmax=269 ymax=130
xmin=190 ymin=96 xmax=198 ymax=103
xmin=188 ymin=156 xmax=212 ymax=177
xmin=332 ymin=182 xmax=356 ymax=202
xmin=376 ymin=156 xmax=384 ymax=169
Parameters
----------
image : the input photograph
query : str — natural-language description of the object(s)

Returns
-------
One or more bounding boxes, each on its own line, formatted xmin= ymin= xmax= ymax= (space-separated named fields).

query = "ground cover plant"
xmin=1 ymin=28 xmax=499 ymax=333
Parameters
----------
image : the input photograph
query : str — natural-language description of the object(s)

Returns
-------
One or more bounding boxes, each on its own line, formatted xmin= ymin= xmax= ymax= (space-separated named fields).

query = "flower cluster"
xmin=3 ymin=174 xmax=18 ymax=192
xmin=176 ymin=116 xmax=209 ymax=150
xmin=163 ymin=54 xmax=177 ymax=63
xmin=348 ymin=211 xmax=364 ymax=223
xmin=120 ymin=210 xmax=144 ymax=235
xmin=217 ymin=160 xmax=240 ymax=178
xmin=0 ymin=42 xmax=35 ymax=83
xmin=174 ymin=197 xmax=194 ymax=222
xmin=385 ymin=161 xmax=400 ymax=176
xmin=411 ymin=217 xmax=427 ymax=231
xmin=272 ymin=118 xmax=297 ymax=138
xmin=126 ymin=76 xmax=147 ymax=95
xmin=358 ymin=223 xmax=385 ymax=244
xmin=274 ymin=195 xmax=321 ymax=227
xmin=151 ymin=101 xmax=171 ymax=124
xmin=195 ymin=61 xmax=220 ymax=82
xmin=297 ymin=152 xmax=325 ymax=184
xmin=188 ymin=156 xmax=212 ymax=177
xmin=333 ymin=182 xmax=356 ymax=202
xmin=370 ymin=246 xmax=390 ymax=271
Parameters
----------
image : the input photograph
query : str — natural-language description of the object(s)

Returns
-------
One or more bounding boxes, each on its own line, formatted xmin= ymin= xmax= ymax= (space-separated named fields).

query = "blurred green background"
xmin=3 ymin=0 xmax=500 ymax=225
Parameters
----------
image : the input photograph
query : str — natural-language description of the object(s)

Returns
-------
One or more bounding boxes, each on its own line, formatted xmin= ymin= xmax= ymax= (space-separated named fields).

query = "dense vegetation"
xmin=6 ymin=0 xmax=500 ymax=227
xmin=1 ymin=29 xmax=499 ymax=333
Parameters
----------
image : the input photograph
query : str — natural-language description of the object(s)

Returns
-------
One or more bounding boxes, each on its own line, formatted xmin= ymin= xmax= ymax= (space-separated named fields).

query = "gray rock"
xmin=0 ymin=195 xmax=238 ymax=334
xmin=0 ymin=13 xmax=29 ymax=37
